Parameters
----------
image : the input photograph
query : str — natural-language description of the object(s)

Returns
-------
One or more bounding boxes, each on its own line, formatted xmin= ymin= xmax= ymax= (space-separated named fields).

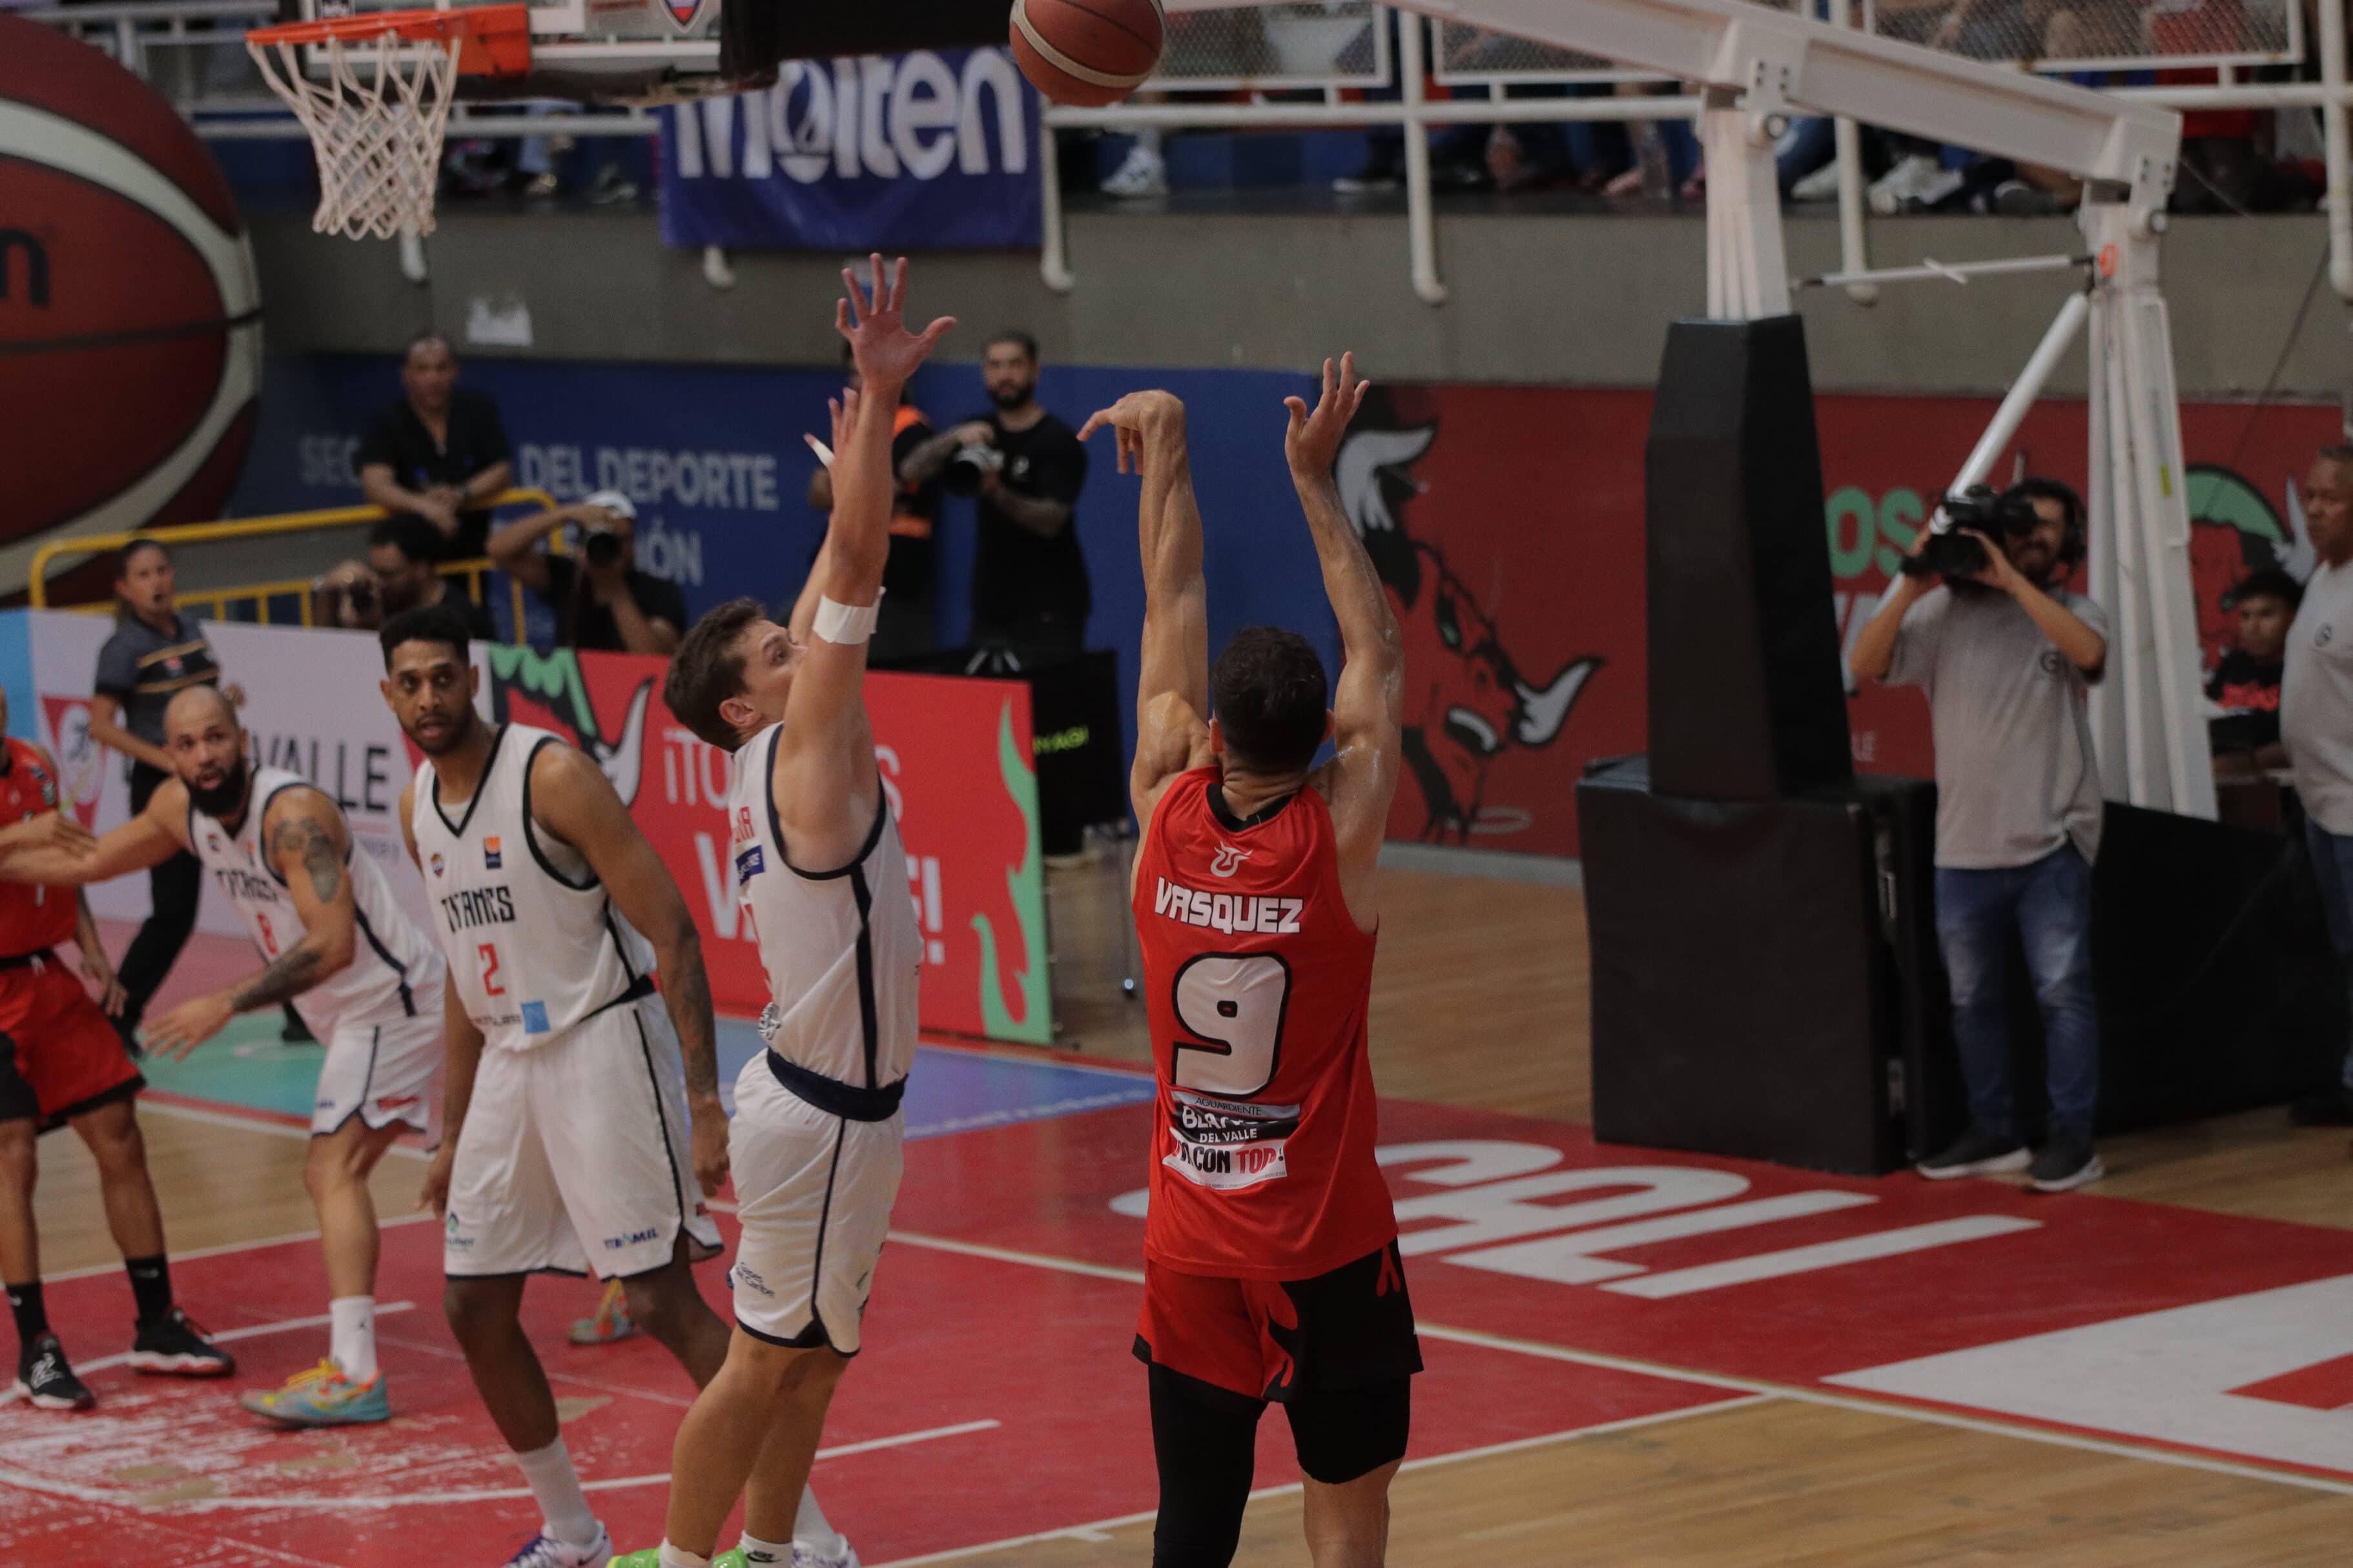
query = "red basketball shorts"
xmin=0 ymin=954 xmax=143 ymax=1132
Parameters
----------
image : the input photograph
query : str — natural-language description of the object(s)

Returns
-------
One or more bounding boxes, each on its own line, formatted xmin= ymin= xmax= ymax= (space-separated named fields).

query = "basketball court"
xmin=6 ymin=875 xmax=2352 ymax=1566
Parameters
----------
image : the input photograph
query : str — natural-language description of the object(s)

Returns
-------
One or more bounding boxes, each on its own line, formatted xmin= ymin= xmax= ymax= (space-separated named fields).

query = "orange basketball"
xmin=1010 ymin=0 xmax=1164 ymax=108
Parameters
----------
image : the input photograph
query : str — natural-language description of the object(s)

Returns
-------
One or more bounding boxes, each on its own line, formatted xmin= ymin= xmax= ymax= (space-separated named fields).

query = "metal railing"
xmin=28 ymin=490 xmax=562 ymax=641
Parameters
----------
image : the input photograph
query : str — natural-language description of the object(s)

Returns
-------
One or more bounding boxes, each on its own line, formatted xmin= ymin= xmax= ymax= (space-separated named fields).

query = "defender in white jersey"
xmin=623 ymin=256 xmax=947 ymax=1568
xmin=15 ymin=686 xmax=446 ymax=1426
xmin=379 ymin=605 xmax=857 ymax=1568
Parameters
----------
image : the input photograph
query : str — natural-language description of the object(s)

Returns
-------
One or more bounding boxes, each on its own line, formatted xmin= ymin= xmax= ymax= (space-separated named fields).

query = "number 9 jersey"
xmin=1132 ymin=766 xmax=1397 ymax=1281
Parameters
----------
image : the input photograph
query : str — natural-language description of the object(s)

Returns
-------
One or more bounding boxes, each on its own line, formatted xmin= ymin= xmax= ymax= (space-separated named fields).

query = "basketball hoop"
xmin=246 ymin=5 xmax=531 ymax=241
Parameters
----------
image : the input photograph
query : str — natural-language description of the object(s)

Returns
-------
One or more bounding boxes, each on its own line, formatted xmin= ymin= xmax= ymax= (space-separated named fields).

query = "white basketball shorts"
xmin=443 ymin=993 xmax=724 ymax=1279
xmin=727 ymin=1052 xmax=905 ymax=1356
xmin=311 ymin=998 xmax=444 ymax=1144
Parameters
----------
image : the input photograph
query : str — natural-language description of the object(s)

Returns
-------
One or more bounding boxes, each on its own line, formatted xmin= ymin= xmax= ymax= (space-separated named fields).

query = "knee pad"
xmin=1285 ymin=1377 xmax=1412 ymax=1485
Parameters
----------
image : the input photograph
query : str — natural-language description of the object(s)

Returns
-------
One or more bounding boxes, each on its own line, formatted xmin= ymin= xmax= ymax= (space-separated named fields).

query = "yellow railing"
xmin=28 ymin=489 xmax=564 ymax=640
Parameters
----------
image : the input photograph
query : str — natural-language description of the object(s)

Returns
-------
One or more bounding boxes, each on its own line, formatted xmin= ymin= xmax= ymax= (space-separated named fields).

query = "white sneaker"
xmin=1788 ymin=159 xmax=1845 ymax=202
xmin=1866 ymin=154 xmax=1942 ymax=216
xmin=501 ymin=1525 xmax=613 ymax=1568
xmin=791 ymin=1543 xmax=861 ymax=1568
xmin=1100 ymin=143 xmax=1167 ymax=199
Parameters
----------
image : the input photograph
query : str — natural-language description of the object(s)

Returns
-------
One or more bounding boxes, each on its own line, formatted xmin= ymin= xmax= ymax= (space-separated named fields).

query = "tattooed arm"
xmin=142 ymin=788 xmax=359 ymax=1061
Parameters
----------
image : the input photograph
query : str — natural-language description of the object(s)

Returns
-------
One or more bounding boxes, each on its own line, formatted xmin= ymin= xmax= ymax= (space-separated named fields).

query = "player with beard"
xmin=377 ymin=603 xmax=856 ymax=1568
xmin=8 ymin=684 xmax=446 ymax=1424
xmin=0 ymin=687 xmax=231 ymax=1412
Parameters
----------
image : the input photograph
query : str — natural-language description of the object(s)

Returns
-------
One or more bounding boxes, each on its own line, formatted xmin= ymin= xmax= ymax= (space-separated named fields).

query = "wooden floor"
xmin=29 ymin=867 xmax=2353 ymax=1565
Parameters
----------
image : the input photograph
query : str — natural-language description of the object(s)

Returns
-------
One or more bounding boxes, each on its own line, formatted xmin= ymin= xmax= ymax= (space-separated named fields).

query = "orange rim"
xmin=245 ymin=3 xmax=531 ymax=76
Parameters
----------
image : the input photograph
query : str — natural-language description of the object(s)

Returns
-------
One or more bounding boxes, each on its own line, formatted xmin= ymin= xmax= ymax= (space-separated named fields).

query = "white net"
xmin=248 ymin=27 xmax=462 ymax=241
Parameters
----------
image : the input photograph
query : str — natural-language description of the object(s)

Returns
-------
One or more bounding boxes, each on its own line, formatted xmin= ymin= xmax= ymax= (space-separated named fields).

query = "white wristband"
xmin=814 ymin=591 xmax=883 ymax=645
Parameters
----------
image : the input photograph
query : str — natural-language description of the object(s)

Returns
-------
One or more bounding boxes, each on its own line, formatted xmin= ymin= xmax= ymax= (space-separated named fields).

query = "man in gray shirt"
xmin=1851 ymin=478 xmax=2110 ymax=1192
xmin=2281 ymin=443 xmax=2353 ymax=1123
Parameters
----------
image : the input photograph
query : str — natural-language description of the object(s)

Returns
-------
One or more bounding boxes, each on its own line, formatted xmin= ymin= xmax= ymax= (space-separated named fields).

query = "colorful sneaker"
xmin=125 ymin=1308 xmax=234 ymax=1377
xmin=791 ymin=1543 xmax=858 ymax=1568
xmin=240 ymin=1359 xmax=392 ymax=1426
xmin=569 ymin=1279 xmax=639 ymax=1346
xmin=504 ymin=1525 xmax=613 ymax=1567
xmin=13 ymin=1334 xmax=95 ymax=1410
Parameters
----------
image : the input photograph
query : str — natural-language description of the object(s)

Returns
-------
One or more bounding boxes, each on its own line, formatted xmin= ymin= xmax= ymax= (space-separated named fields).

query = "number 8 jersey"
xmin=1132 ymin=766 xmax=1397 ymax=1281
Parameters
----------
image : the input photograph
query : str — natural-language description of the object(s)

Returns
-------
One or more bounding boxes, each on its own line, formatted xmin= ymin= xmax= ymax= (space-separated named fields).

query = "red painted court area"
xmin=14 ymin=1086 xmax=2353 ymax=1565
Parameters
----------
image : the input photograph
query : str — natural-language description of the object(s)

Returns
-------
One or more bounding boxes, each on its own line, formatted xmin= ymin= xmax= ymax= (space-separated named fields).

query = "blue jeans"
xmin=2303 ymin=819 xmax=2353 ymax=1088
xmin=1934 ymin=844 xmax=2101 ymax=1138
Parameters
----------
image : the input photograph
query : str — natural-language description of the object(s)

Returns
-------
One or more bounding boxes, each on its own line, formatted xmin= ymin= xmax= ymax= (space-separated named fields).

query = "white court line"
xmin=48 ymin=1212 xmax=438 ymax=1285
xmin=159 ymin=1419 xmax=1004 ymax=1512
xmin=140 ymin=1097 xmax=432 ymax=1159
xmin=69 ymin=1301 xmax=418 ymax=1380
xmin=867 ymin=1398 xmax=1772 ymax=1567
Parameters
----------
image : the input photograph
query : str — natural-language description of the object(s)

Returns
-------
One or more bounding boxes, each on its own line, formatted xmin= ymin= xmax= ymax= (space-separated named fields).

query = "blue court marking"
xmin=143 ymin=1013 xmax=1155 ymax=1137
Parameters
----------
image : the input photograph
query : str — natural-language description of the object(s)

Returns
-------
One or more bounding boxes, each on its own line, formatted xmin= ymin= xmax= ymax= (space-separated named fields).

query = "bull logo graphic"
xmin=1335 ymin=411 xmax=1600 ymax=844
xmin=480 ymin=646 xmax=653 ymax=808
xmin=1210 ymin=842 xmax=1252 ymax=879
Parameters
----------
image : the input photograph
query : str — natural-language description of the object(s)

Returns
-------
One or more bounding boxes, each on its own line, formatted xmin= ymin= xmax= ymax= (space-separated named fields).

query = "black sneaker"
xmin=2029 ymin=1132 xmax=2105 ymax=1193
xmin=1916 ymin=1126 xmax=2030 ymax=1180
xmin=14 ymin=1333 xmax=94 ymax=1410
xmin=2290 ymin=1088 xmax=2353 ymax=1126
xmin=125 ymin=1309 xmax=235 ymax=1378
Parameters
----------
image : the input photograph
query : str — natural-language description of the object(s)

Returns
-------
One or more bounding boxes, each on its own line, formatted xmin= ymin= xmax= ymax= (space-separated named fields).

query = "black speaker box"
xmin=1580 ymin=757 xmax=1937 ymax=1176
xmin=1645 ymin=316 xmax=1853 ymax=800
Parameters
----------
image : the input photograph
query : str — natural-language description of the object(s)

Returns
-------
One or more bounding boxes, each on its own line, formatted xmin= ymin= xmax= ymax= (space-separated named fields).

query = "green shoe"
xmin=610 ymin=1553 xmax=745 ymax=1567
xmin=238 ymin=1360 xmax=392 ymax=1426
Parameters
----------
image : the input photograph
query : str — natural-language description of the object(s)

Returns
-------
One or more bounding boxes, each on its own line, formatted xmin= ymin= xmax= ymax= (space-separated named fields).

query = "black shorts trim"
xmin=442 ymin=1264 xmax=593 ymax=1281
xmin=39 ymin=1074 xmax=145 ymax=1135
xmin=734 ymin=1313 xmax=859 ymax=1358
xmin=765 ymin=1049 xmax=905 ymax=1122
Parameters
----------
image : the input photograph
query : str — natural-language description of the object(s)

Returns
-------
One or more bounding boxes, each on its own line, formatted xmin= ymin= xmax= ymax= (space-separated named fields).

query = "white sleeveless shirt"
xmin=725 ymin=723 xmax=921 ymax=1091
xmin=410 ymin=724 xmax=655 ymax=1053
xmin=189 ymin=766 xmax=444 ymax=1039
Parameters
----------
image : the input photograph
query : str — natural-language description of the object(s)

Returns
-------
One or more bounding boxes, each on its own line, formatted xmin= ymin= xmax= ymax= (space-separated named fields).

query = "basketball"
xmin=0 ymin=15 xmax=261 ymax=580
xmin=1009 ymin=0 xmax=1165 ymax=108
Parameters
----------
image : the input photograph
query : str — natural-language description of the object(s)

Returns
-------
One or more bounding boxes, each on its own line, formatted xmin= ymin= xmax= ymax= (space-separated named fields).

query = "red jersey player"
xmin=1085 ymin=354 xmax=1415 ymax=1568
xmin=0 ymin=689 xmax=231 ymax=1410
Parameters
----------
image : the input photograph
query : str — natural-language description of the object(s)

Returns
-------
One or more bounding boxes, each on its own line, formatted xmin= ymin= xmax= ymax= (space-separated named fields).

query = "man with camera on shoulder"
xmin=489 ymin=491 xmax=688 ymax=655
xmin=1851 ymin=478 xmax=2110 ymax=1192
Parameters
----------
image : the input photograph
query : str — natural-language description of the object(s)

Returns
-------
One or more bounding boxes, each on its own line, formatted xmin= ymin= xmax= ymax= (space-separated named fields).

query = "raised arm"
xmin=528 ymin=741 xmax=728 ymax=1197
xmin=788 ymin=406 xmax=859 ymax=644
xmin=1292 ymin=356 xmax=1399 ymax=930
xmin=778 ymin=256 xmax=953 ymax=861
xmin=486 ymin=504 xmax=575 ymax=595
xmin=0 ymin=773 xmax=183 ymax=887
xmin=143 ymin=788 xmax=357 ymax=1061
xmin=1081 ymin=391 xmax=1210 ymax=826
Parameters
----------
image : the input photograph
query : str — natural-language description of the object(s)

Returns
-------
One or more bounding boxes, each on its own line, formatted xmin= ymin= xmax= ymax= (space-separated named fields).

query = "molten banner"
xmin=476 ymin=644 xmax=1051 ymax=1044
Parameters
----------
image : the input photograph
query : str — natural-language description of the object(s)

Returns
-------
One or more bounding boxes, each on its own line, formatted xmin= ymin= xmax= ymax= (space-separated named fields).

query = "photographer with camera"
xmin=488 ymin=491 xmax=687 ymax=655
xmin=1851 ymin=478 xmax=2111 ymax=1192
xmin=368 ymin=514 xmax=497 ymax=641
xmin=902 ymin=329 xmax=1090 ymax=669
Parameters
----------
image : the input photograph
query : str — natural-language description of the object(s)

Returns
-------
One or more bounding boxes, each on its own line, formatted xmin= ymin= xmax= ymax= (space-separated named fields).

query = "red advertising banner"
xmin=472 ymin=646 xmax=1052 ymax=1045
xmin=1349 ymin=385 xmax=2335 ymax=857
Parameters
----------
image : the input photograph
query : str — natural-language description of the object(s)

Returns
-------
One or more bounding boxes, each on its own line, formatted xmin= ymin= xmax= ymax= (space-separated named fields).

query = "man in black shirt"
xmin=488 ymin=491 xmax=690 ymax=655
xmin=369 ymin=515 xmax=499 ymax=642
xmin=356 ymin=334 xmax=515 ymax=560
xmin=2210 ymin=566 xmax=2298 ymax=780
xmin=807 ymin=342 xmax=941 ymax=661
xmin=905 ymin=331 xmax=1090 ymax=669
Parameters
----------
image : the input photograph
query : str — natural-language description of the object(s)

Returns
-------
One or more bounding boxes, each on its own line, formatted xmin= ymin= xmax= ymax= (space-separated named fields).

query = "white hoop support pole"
xmin=1951 ymin=289 xmax=2091 ymax=494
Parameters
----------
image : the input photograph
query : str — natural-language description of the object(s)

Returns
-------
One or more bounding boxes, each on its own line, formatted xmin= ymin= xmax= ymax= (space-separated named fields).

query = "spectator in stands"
xmin=2210 ymin=567 xmax=2298 ymax=782
xmin=369 ymin=514 xmax=498 ymax=641
xmin=807 ymin=343 xmax=941 ymax=660
xmin=356 ymin=334 xmax=513 ymax=560
xmin=1851 ymin=478 xmax=2110 ymax=1192
xmin=488 ymin=492 xmax=686 ymax=655
xmin=903 ymin=331 xmax=1091 ymax=669
xmin=2282 ymin=446 xmax=2353 ymax=1124
xmin=313 ymin=562 xmax=383 ymax=632
xmin=88 ymin=542 xmax=230 ymax=1046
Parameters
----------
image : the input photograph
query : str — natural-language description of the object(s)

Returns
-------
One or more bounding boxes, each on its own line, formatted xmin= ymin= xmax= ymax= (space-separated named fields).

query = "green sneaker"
xmin=610 ymin=1553 xmax=745 ymax=1567
xmin=238 ymin=1360 xmax=392 ymax=1426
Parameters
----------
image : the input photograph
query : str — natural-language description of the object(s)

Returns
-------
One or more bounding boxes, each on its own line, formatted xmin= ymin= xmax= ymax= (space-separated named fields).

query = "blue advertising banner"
xmin=657 ymin=48 xmax=1042 ymax=250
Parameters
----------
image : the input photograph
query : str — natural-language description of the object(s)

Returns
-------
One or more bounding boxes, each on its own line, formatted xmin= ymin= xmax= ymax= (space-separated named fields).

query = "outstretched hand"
xmin=1284 ymin=352 xmax=1370 ymax=482
xmin=836 ymin=253 xmax=955 ymax=390
xmin=1078 ymin=391 xmax=1186 ymax=475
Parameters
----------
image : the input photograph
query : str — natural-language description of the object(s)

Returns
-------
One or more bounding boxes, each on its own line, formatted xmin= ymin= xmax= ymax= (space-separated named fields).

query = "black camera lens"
xmin=347 ymin=581 xmax=376 ymax=611
xmin=584 ymin=531 xmax=624 ymax=567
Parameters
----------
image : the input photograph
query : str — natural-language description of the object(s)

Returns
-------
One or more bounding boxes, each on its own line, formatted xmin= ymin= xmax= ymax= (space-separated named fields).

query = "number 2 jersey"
xmin=1132 ymin=766 xmax=1397 ymax=1281
xmin=189 ymin=765 xmax=442 ymax=1039
xmin=411 ymin=724 xmax=655 ymax=1052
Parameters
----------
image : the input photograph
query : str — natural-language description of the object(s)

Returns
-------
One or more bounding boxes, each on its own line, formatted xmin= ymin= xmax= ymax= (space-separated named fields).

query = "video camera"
xmin=942 ymin=443 xmax=1005 ymax=497
xmin=1900 ymin=485 xmax=2038 ymax=580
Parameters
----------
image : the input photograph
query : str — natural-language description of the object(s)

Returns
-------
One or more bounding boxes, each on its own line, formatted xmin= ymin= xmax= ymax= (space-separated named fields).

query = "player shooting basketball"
xmin=1087 ymin=354 xmax=1420 ymax=1568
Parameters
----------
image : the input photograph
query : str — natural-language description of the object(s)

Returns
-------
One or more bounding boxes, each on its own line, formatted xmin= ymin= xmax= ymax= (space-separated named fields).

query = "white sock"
xmin=513 ymin=1438 xmax=600 ymax=1547
xmin=736 ymin=1536 xmax=790 ymax=1567
xmin=328 ymin=1296 xmax=376 ymax=1381
xmin=658 ymin=1545 xmax=710 ymax=1568
xmin=792 ymin=1484 xmax=848 ymax=1554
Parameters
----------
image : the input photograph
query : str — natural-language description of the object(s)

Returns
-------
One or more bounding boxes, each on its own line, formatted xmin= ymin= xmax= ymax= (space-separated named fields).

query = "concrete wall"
xmin=251 ymin=205 xmax=2351 ymax=400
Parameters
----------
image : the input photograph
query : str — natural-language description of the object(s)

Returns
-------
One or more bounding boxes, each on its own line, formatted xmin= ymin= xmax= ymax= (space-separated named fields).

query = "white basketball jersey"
xmin=411 ymin=724 xmax=655 ymax=1052
xmin=726 ymin=724 xmax=921 ymax=1090
xmin=189 ymin=767 xmax=444 ymax=1039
